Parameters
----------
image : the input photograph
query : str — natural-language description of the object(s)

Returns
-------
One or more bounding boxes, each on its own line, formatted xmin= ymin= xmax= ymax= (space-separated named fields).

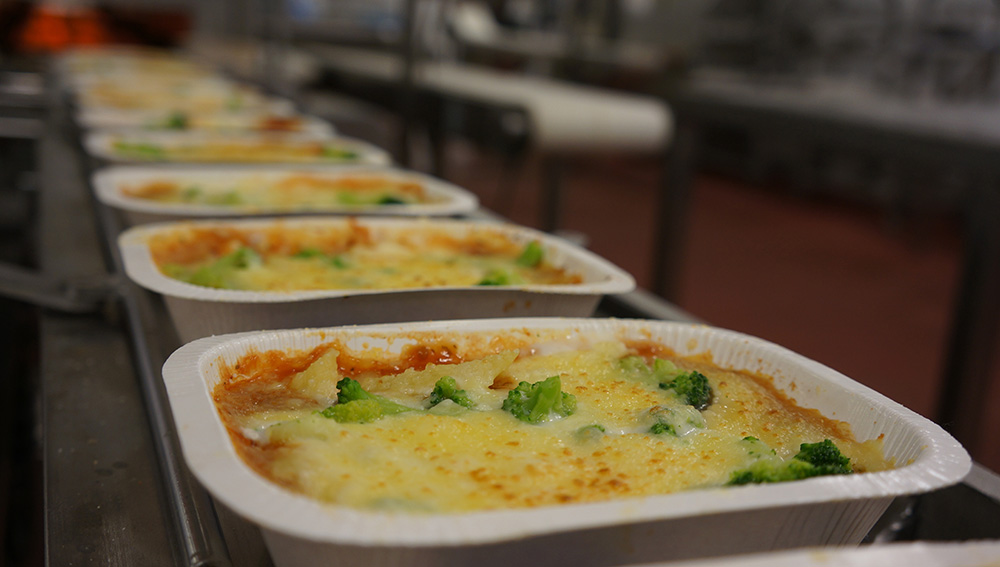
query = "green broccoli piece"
xmin=335 ymin=192 xmax=363 ymax=205
xmin=318 ymin=377 xmax=416 ymax=423
xmin=619 ymin=355 xmax=652 ymax=378
xmin=515 ymin=241 xmax=544 ymax=267
xmin=175 ymin=246 xmax=261 ymax=289
xmin=660 ymin=370 xmax=713 ymax=410
xmin=428 ymin=376 xmax=474 ymax=409
xmin=649 ymin=421 xmax=676 ymax=435
xmin=180 ymin=186 xmax=203 ymax=201
xmin=728 ymin=439 xmax=853 ymax=485
xmin=377 ymin=195 xmax=407 ymax=205
xmin=164 ymin=111 xmax=188 ymax=129
xmin=322 ymin=146 xmax=359 ymax=160
xmin=652 ymin=358 xmax=681 ymax=380
xmin=224 ymin=247 xmax=262 ymax=269
xmin=291 ymin=248 xmax=349 ymax=269
xmin=113 ymin=141 xmax=165 ymax=160
xmin=618 ymin=355 xmax=713 ymax=410
xmin=502 ymin=375 xmax=577 ymax=424
xmin=207 ymin=191 xmax=243 ymax=206
xmin=186 ymin=265 xmax=232 ymax=289
xmin=293 ymin=247 xmax=325 ymax=259
xmin=795 ymin=439 xmax=853 ymax=474
xmin=477 ymin=269 xmax=520 ymax=286
xmin=618 ymin=356 xmax=681 ymax=384
xmin=226 ymin=94 xmax=244 ymax=111
xmin=647 ymin=405 xmax=706 ymax=437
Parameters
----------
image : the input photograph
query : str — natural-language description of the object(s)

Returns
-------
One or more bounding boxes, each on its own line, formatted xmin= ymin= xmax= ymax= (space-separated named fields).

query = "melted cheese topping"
xmin=214 ymin=338 xmax=891 ymax=513
xmin=124 ymin=174 xmax=430 ymax=210
xmin=81 ymin=82 xmax=266 ymax=112
xmin=150 ymin=224 xmax=580 ymax=291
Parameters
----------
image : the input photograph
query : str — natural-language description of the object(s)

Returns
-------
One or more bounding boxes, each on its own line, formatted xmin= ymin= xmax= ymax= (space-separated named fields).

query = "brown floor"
xmin=442 ymin=142 xmax=1000 ymax=472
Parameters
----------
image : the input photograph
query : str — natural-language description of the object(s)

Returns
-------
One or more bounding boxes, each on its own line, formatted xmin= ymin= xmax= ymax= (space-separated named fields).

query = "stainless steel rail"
xmin=90 ymin=190 xmax=234 ymax=567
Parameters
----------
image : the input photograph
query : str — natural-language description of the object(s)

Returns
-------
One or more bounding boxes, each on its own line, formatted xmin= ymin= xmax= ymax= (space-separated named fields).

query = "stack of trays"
xmin=62 ymin=47 xmax=331 ymax=136
xmin=66 ymin=47 xmax=972 ymax=567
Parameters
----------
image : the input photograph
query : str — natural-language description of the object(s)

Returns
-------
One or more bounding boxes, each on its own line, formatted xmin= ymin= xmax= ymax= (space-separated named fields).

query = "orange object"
xmin=17 ymin=5 xmax=111 ymax=52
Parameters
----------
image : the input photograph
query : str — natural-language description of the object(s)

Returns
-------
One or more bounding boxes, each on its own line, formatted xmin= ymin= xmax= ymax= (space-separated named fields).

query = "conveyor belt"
xmin=22 ymin=63 xmax=1000 ymax=567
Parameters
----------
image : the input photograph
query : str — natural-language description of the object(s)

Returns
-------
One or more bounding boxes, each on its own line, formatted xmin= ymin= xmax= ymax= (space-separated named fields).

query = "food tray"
xmin=119 ymin=218 xmax=635 ymax=341
xmin=93 ymin=165 xmax=479 ymax=225
xmin=161 ymin=318 xmax=971 ymax=567
xmin=72 ymin=79 xmax=277 ymax=114
xmin=83 ymin=131 xmax=392 ymax=165
xmin=73 ymin=103 xmax=327 ymax=134
xmin=629 ymin=540 xmax=1000 ymax=567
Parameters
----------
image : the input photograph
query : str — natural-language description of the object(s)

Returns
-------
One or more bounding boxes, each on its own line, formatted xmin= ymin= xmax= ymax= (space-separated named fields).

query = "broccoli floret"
xmin=795 ymin=439 xmax=852 ymax=474
xmin=477 ymin=269 xmax=520 ymax=286
xmin=173 ymin=246 xmax=261 ymax=288
xmin=164 ymin=111 xmax=188 ymax=129
xmin=652 ymin=358 xmax=680 ymax=377
xmin=619 ymin=355 xmax=652 ymax=378
xmin=336 ymin=192 xmax=363 ymax=205
xmin=660 ymin=370 xmax=712 ymax=410
xmin=334 ymin=377 xmax=372 ymax=403
xmin=502 ymin=375 xmax=577 ymax=424
xmin=293 ymin=247 xmax=325 ymax=259
xmin=113 ymin=141 xmax=165 ymax=160
xmin=619 ymin=355 xmax=714 ymax=411
xmin=318 ymin=377 xmax=415 ymax=423
xmin=322 ymin=146 xmax=359 ymax=160
xmin=647 ymin=405 xmax=706 ymax=437
xmin=377 ymin=195 xmax=407 ymax=205
xmin=428 ymin=376 xmax=474 ymax=409
xmin=618 ymin=356 xmax=682 ymax=385
xmin=649 ymin=421 xmax=676 ymax=435
xmin=180 ymin=186 xmax=203 ymax=201
xmin=207 ymin=191 xmax=243 ymax=206
xmin=220 ymin=247 xmax=261 ymax=269
xmin=728 ymin=439 xmax=853 ymax=485
xmin=515 ymin=241 xmax=544 ymax=267
xmin=292 ymin=248 xmax=349 ymax=269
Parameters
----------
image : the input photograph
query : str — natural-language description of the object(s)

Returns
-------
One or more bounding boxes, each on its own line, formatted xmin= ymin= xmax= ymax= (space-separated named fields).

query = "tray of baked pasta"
xmin=161 ymin=317 xmax=970 ymax=567
xmin=118 ymin=217 xmax=635 ymax=341
xmin=83 ymin=130 xmax=391 ymax=165
xmin=93 ymin=165 xmax=479 ymax=225
xmin=75 ymin=105 xmax=333 ymax=135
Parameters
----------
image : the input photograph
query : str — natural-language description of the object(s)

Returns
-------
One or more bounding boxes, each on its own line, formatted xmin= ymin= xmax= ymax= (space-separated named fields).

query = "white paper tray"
xmin=629 ymin=540 xmax=1000 ymax=567
xmin=74 ymin=105 xmax=329 ymax=135
xmin=161 ymin=318 xmax=971 ymax=567
xmin=83 ymin=131 xmax=392 ymax=165
xmin=120 ymin=218 xmax=635 ymax=341
xmin=72 ymin=79 xmax=277 ymax=113
xmin=93 ymin=165 xmax=479 ymax=225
